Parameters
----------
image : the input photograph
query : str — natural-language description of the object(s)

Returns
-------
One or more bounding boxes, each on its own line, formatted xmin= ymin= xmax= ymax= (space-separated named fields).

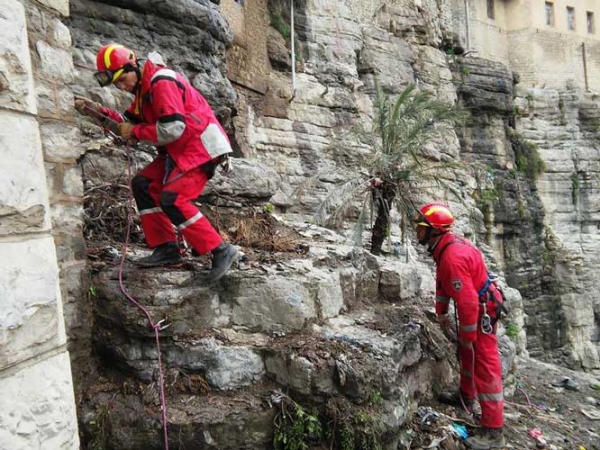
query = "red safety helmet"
xmin=94 ymin=44 xmax=137 ymax=87
xmin=414 ymin=203 xmax=454 ymax=233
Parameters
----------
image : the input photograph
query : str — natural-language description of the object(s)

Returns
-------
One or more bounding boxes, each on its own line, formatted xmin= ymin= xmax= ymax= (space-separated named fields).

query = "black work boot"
xmin=208 ymin=242 xmax=239 ymax=282
xmin=135 ymin=242 xmax=182 ymax=268
xmin=464 ymin=427 xmax=505 ymax=449
xmin=438 ymin=389 xmax=474 ymax=411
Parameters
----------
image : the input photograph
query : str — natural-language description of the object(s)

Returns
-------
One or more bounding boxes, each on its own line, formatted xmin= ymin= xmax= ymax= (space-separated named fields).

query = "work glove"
xmin=117 ymin=122 xmax=137 ymax=144
xmin=74 ymin=96 xmax=102 ymax=117
xmin=437 ymin=313 xmax=456 ymax=341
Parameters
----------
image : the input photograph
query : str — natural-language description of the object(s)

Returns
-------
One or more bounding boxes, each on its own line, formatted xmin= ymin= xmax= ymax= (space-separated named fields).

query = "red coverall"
xmin=101 ymin=59 xmax=232 ymax=254
xmin=433 ymin=233 xmax=504 ymax=429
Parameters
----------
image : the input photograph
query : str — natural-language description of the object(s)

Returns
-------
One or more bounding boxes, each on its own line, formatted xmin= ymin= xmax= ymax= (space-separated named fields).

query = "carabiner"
xmin=481 ymin=314 xmax=493 ymax=334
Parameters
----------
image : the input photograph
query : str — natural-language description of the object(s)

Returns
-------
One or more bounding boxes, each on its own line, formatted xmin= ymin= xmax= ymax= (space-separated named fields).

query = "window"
xmin=545 ymin=2 xmax=555 ymax=27
xmin=567 ymin=6 xmax=576 ymax=30
xmin=487 ymin=0 xmax=495 ymax=19
xmin=588 ymin=12 xmax=595 ymax=33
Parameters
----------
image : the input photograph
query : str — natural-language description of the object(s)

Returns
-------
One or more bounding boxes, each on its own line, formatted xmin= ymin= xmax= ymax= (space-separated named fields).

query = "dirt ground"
xmin=410 ymin=357 xmax=600 ymax=449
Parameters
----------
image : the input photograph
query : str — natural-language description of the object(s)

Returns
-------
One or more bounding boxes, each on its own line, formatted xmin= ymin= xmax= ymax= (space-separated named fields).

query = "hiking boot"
xmin=438 ymin=389 xmax=474 ymax=411
xmin=135 ymin=242 xmax=182 ymax=268
xmin=464 ymin=427 xmax=505 ymax=450
xmin=208 ymin=242 xmax=239 ymax=282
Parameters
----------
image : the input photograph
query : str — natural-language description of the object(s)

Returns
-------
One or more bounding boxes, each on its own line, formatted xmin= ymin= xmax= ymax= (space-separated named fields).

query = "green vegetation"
xmin=371 ymin=392 xmax=384 ymax=405
xmin=460 ymin=65 xmax=470 ymax=77
xmin=505 ymin=322 xmax=519 ymax=338
xmin=264 ymin=203 xmax=275 ymax=215
xmin=268 ymin=1 xmax=303 ymax=63
xmin=274 ymin=398 xmax=322 ymax=450
xmin=270 ymin=10 xmax=291 ymax=40
xmin=88 ymin=404 xmax=112 ymax=450
xmin=325 ymin=399 xmax=383 ymax=450
xmin=89 ymin=285 xmax=97 ymax=297
xmin=507 ymin=128 xmax=545 ymax=181
xmin=314 ymin=82 xmax=466 ymax=255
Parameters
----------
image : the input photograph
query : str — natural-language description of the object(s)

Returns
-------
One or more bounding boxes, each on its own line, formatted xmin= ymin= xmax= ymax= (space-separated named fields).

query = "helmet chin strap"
xmin=419 ymin=226 xmax=433 ymax=246
xmin=133 ymin=64 xmax=142 ymax=91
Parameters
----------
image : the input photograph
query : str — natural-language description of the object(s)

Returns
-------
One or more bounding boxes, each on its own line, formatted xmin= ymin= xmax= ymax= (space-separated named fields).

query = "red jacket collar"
xmin=139 ymin=59 xmax=162 ymax=95
xmin=431 ymin=232 xmax=456 ymax=262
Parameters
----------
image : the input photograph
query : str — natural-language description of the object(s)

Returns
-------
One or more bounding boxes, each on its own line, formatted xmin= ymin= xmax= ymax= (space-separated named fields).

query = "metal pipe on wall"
xmin=582 ymin=42 xmax=589 ymax=91
xmin=291 ymin=0 xmax=296 ymax=96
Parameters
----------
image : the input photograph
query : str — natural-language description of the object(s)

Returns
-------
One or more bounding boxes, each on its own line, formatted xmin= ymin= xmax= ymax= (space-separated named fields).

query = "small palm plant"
xmin=315 ymin=82 xmax=466 ymax=255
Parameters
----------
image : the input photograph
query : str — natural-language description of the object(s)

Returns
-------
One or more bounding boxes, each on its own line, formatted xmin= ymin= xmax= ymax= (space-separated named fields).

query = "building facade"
xmin=451 ymin=0 xmax=600 ymax=90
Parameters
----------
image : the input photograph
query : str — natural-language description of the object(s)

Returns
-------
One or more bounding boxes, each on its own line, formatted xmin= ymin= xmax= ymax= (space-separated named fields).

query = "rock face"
xmin=67 ymin=0 xmax=236 ymax=122
xmin=66 ymin=0 xmax=600 ymax=448
xmin=451 ymin=56 xmax=600 ymax=370
xmin=84 ymin=243 xmax=461 ymax=449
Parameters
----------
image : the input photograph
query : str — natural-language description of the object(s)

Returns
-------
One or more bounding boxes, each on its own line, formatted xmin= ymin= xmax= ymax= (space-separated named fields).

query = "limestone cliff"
xmin=66 ymin=0 xmax=600 ymax=448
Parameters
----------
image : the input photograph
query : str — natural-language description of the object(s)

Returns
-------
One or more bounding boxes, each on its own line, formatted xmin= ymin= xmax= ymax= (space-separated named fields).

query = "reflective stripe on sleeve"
xmin=460 ymin=324 xmax=478 ymax=332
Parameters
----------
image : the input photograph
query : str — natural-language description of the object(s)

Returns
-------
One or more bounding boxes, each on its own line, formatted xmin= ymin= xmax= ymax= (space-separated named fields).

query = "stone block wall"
xmin=508 ymin=28 xmax=600 ymax=90
xmin=0 ymin=0 xmax=80 ymax=448
xmin=221 ymin=0 xmax=270 ymax=94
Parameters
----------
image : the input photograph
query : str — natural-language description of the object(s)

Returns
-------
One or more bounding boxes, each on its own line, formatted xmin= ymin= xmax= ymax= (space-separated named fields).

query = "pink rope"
xmin=117 ymin=143 xmax=170 ymax=450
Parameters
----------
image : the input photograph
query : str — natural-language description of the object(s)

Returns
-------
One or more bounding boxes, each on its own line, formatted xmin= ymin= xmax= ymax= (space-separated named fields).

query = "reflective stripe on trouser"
xmin=459 ymin=325 xmax=504 ymax=428
xmin=132 ymin=156 xmax=176 ymax=248
xmin=133 ymin=156 xmax=222 ymax=253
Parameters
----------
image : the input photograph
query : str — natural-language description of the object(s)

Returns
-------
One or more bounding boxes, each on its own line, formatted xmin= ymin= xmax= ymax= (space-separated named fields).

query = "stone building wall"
xmin=221 ymin=0 xmax=270 ymax=94
xmin=0 ymin=0 xmax=81 ymax=448
xmin=450 ymin=0 xmax=600 ymax=91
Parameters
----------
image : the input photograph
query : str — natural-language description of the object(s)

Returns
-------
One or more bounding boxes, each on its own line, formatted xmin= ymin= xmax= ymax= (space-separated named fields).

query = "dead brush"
xmin=83 ymin=183 xmax=144 ymax=244
xmin=227 ymin=212 xmax=300 ymax=253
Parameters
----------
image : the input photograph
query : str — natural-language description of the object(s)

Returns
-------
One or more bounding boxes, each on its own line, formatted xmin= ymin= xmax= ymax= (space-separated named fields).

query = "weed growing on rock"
xmin=274 ymin=398 xmax=322 ymax=450
xmin=505 ymin=322 xmax=520 ymax=338
xmin=87 ymin=403 xmax=112 ymax=450
xmin=506 ymin=128 xmax=545 ymax=180
xmin=325 ymin=398 xmax=384 ymax=450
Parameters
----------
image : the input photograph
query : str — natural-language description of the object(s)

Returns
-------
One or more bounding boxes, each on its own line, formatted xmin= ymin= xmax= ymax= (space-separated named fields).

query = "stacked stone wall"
xmin=221 ymin=0 xmax=270 ymax=94
xmin=508 ymin=28 xmax=600 ymax=91
xmin=0 ymin=0 xmax=81 ymax=447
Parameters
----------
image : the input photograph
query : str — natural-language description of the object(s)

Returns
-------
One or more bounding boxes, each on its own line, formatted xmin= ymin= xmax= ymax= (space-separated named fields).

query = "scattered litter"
xmin=504 ymin=412 xmax=522 ymax=421
xmin=590 ymin=382 xmax=600 ymax=391
xmin=580 ymin=408 xmax=600 ymax=420
xmin=418 ymin=408 xmax=440 ymax=425
xmin=424 ymin=436 xmax=446 ymax=448
xmin=451 ymin=422 xmax=469 ymax=439
xmin=528 ymin=428 xmax=548 ymax=448
xmin=324 ymin=332 xmax=362 ymax=347
xmin=578 ymin=446 xmax=587 ymax=450
xmin=550 ymin=377 xmax=580 ymax=391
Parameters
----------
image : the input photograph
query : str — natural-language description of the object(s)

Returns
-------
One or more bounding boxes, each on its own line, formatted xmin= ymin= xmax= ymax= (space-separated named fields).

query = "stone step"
xmin=93 ymin=249 xmax=429 ymax=338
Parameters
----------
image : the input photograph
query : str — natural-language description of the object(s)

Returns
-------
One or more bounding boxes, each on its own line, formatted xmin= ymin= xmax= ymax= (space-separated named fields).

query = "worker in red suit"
xmin=76 ymin=44 xmax=238 ymax=281
xmin=414 ymin=203 xmax=505 ymax=449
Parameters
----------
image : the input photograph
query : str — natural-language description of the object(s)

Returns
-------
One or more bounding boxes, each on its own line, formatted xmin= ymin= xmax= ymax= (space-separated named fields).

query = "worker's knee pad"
xmin=159 ymin=191 xmax=186 ymax=226
xmin=131 ymin=175 xmax=153 ymax=208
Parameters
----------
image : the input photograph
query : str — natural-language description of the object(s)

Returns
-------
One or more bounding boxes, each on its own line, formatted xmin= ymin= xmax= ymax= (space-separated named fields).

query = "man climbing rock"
xmin=75 ymin=44 xmax=238 ymax=281
xmin=414 ymin=203 xmax=505 ymax=449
